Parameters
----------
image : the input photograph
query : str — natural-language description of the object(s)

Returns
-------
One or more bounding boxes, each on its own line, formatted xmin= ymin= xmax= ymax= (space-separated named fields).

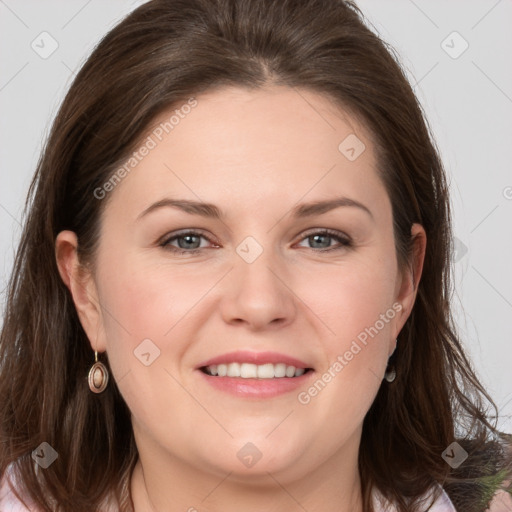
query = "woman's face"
xmin=60 ymin=85 xmax=423 ymax=484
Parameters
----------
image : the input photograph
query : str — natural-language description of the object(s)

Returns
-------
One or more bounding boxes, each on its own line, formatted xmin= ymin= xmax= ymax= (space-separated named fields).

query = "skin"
xmin=56 ymin=85 xmax=426 ymax=512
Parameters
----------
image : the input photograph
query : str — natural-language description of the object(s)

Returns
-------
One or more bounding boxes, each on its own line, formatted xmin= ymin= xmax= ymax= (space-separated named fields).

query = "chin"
xmin=199 ymin=439 xmax=308 ymax=480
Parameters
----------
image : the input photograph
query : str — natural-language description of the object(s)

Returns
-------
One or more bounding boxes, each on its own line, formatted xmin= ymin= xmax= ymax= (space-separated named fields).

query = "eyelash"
xmin=159 ymin=229 xmax=352 ymax=255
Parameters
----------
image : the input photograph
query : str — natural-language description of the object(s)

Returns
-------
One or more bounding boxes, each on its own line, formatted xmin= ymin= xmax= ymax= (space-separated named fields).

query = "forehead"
xmin=102 ymin=85 xmax=387 ymax=222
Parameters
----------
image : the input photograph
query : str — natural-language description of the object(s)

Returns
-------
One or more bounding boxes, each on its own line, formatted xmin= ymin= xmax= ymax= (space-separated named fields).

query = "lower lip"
xmin=196 ymin=369 xmax=315 ymax=398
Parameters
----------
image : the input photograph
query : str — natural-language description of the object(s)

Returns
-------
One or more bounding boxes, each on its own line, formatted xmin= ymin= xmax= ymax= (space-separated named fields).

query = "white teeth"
xmin=257 ymin=363 xmax=274 ymax=379
xmin=240 ymin=363 xmax=258 ymax=378
xmin=274 ymin=363 xmax=286 ymax=377
xmin=204 ymin=362 xmax=309 ymax=379
xmin=226 ymin=363 xmax=240 ymax=377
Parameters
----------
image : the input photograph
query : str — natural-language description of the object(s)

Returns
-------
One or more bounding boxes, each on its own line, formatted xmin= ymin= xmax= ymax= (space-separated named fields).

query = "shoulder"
xmin=0 ymin=465 xmax=36 ymax=512
xmin=372 ymin=482 xmax=456 ymax=511
xmin=372 ymin=481 xmax=512 ymax=512
xmin=1 ymin=463 xmax=118 ymax=512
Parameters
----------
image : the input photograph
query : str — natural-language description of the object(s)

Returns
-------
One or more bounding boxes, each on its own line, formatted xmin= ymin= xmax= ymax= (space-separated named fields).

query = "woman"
xmin=0 ymin=0 xmax=510 ymax=511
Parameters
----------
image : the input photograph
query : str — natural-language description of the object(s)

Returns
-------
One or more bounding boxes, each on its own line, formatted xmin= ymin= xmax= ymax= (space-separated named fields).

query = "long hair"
xmin=1 ymin=1 xmax=510 ymax=510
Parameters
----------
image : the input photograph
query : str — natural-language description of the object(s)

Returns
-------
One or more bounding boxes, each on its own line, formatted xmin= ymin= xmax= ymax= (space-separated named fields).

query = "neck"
xmin=130 ymin=429 xmax=364 ymax=512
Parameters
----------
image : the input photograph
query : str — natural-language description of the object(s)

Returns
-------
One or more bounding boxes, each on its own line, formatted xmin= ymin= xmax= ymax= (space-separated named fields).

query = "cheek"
xmin=93 ymin=254 xmax=210 ymax=388
xmin=98 ymin=251 xmax=216 ymax=337
xmin=302 ymin=253 xmax=398 ymax=344
xmin=295 ymin=254 xmax=397 ymax=412
xmin=94 ymin=255 xmax=216 ymax=436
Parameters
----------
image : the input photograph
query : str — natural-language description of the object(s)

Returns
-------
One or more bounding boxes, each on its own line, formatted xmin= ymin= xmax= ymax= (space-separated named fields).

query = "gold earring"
xmin=88 ymin=350 xmax=109 ymax=393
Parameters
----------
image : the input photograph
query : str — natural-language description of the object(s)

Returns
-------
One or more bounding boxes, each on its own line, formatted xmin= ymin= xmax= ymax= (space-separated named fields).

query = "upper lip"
xmin=196 ymin=350 xmax=313 ymax=370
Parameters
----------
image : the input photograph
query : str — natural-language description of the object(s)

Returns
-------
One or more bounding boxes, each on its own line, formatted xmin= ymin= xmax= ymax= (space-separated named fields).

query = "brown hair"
xmin=1 ymin=0 xmax=510 ymax=511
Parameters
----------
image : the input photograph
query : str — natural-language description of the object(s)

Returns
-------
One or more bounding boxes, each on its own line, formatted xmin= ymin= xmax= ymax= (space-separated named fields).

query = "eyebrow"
xmin=136 ymin=197 xmax=373 ymax=221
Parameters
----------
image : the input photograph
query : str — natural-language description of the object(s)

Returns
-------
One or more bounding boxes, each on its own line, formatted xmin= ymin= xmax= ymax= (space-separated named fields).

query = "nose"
xmin=219 ymin=243 xmax=298 ymax=331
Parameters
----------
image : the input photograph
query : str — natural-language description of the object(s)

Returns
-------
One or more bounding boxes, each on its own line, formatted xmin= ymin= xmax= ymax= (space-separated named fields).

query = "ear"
xmin=55 ymin=230 xmax=107 ymax=353
xmin=392 ymin=223 xmax=427 ymax=341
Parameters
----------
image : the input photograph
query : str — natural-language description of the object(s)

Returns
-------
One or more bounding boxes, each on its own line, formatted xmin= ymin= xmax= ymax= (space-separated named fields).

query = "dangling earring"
xmin=88 ymin=350 xmax=109 ymax=393
xmin=384 ymin=338 xmax=397 ymax=383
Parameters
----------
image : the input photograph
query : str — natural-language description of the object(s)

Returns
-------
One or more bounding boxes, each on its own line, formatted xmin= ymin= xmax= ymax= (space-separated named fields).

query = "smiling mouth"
xmin=200 ymin=362 xmax=314 ymax=379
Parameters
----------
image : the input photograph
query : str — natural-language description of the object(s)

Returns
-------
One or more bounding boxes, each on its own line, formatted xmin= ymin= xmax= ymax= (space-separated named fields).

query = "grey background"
xmin=1 ymin=0 xmax=511 ymax=432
